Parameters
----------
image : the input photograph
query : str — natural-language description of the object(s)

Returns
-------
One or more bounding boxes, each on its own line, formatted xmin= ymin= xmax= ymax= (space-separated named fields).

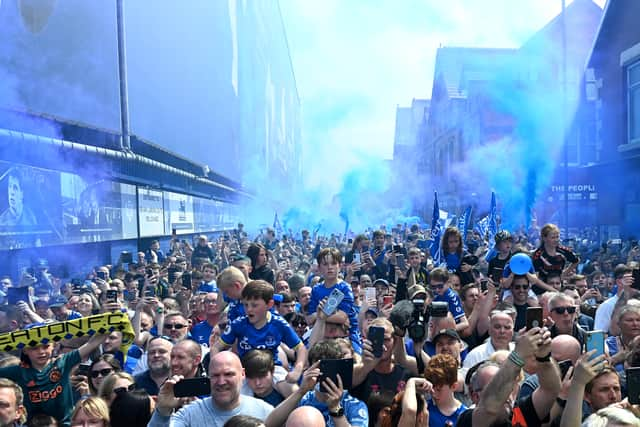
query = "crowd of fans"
xmin=1 ymin=222 xmax=640 ymax=426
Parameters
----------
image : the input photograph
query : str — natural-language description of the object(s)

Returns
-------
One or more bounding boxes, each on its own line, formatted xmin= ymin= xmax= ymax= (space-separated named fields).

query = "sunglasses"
xmin=113 ymin=383 xmax=136 ymax=395
xmin=551 ymin=306 xmax=576 ymax=315
xmin=204 ymin=299 xmax=218 ymax=305
xmin=431 ymin=283 xmax=445 ymax=290
xmin=513 ymin=284 xmax=530 ymax=290
xmin=91 ymin=368 xmax=114 ymax=378
xmin=164 ymin=324 xmax=187 ymax=330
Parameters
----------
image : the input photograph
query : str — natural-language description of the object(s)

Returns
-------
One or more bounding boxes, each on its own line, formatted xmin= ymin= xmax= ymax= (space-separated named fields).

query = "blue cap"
xmin=48 ymin=294 xmax=68 ymax=308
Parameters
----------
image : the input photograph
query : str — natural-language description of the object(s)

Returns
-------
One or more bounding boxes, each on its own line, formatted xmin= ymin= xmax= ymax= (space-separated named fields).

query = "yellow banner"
xmin=0 ymin=310 xmax=134 ymax=354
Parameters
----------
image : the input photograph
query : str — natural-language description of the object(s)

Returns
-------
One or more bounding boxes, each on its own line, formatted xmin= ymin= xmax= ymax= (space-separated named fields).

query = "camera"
xmin=407 ymin=300 xmax=449 ymax=341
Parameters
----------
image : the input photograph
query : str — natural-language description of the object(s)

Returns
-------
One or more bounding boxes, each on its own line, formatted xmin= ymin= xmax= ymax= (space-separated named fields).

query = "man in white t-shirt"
xmin=463 ymin=310 xmax=515 ymax=369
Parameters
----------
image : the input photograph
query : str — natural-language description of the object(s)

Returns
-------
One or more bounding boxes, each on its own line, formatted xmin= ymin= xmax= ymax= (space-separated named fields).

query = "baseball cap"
xmin=373 ymin=279 xmax=389 ymax=289
xmin=408 ymin=284 xmax=427 ymax=300
xmin=48 ymin=295 xmax=68 ymax=308
xmin=365 ymin=307 xmax=379 ymax=318
xmin=432 ymin=328 xmax=461 ymax=343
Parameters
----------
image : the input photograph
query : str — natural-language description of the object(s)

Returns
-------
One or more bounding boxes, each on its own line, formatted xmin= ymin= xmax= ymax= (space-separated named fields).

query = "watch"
xmin=329 ymin=407 xmax=345 ymax=417
xmin=535 ymin=353 xmax=551 ymax=363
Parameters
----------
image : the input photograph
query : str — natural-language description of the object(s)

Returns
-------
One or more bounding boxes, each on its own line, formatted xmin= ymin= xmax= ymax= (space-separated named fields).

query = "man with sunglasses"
xmin=548 ymin=292 xmax=586 ymax=348
xmin=511 ymin=275 xmax=540 ymax=331
xmin=430 ymin=268 xmax=469 ymax=333
xmin=162 ymin=312 xmax=191 ymax=342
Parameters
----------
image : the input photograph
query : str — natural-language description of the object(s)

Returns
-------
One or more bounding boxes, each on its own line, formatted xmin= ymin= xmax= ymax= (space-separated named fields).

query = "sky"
xmin=280 ymin=0 xmax=606 ymax=161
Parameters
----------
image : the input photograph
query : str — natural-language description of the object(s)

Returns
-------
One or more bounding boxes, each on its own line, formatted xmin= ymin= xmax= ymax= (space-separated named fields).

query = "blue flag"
xmin=430 ymin=192 xmax=442 ymax=265
xmin=488 ymin=192 xmax=498 ymax=246
xmin=273 ymin=212 xmax=283 ymax=234
xmin=457 ymin=206 xmax=472 ymax=250
xmin=485 ymin=192 xmax=499 ymax=261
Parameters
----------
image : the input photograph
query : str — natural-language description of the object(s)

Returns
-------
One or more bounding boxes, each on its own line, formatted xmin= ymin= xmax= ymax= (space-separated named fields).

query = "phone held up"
xmin=323 ymin=288 xmax=345 ymax=316
xmin=525 ymin=307 xmax=543 ymax=330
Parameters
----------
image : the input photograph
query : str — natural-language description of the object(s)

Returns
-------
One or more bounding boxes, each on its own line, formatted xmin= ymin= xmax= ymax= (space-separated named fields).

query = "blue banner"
xmin=430 ymin=192 xmax=442 ymax=265
xmin=457 ymin=206 xmax=472 ymax=250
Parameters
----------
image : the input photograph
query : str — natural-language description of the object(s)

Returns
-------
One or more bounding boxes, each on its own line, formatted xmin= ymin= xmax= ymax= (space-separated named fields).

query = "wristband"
xmin=156 ymin=307 xmax=164 ymax=314
xmin=329 ymin=407 xmax=344 ymax=417
xmin=508 ymin=350 xmax=525 ymax=368
xmin=535 ymin=353 xmax=551 ymax=362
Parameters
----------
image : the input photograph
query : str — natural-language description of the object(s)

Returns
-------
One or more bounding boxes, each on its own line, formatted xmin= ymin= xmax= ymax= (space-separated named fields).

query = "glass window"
xmin=628 ymin=62 xmax=640 ymax=142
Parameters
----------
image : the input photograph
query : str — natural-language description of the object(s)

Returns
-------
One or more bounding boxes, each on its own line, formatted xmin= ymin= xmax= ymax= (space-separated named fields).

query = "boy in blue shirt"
xmin=429 ymin=268 xmax=469 ymax=333
xmin=306 ymin=248 xmax=362 ymax=352
xmin=211 ymin=279 xmax=307 ymax=397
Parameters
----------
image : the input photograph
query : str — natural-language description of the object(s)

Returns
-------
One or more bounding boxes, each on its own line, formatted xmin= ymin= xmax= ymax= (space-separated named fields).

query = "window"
xmin=628 ymin=61 xmax=640 ymax=143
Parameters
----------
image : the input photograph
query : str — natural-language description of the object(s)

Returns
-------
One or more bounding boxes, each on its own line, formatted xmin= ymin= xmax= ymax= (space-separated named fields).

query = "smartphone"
xmin=368 ymin=326 xmax=385 ymax=358
xmin=120 ymin=251 xmax=133 ymax=264
xmin=361 ymin=245 xmax=369 ymax=253
xmin=323 ymin=288 xmax=345 ymax=316
xmin=182 ymin=272 xmax=192 ymax=290
xmin=144 ymin=287 xmax=156 ymax=298
xmin=396 ymin=254 xmax=406 ymax=271
xmin=393 ymin=244 xmax=402 ymax=253
xmin=632 ymin=269 xmax=640 ymax=290
xmin=173 ymin=377 xmax=211 ymax=398
xmin=558 ymin=360 xmax=572 ymax=379
xmin=77 ymin=363 xmax=91 ymax=377
xmin=137 ymin=277 xmax=146 ymax=291
xmin=627 ymin=367 xmax=640 ymax=404
xmin=586 ymin=331 xmax=606 ymax=359
xmin=364 ymin=287 xmax=377 ymax=301
xmin=480 ymin=279 xmax=489 ymax=292
xmin=353 ymin=253 xmax=361 ymax=264
xmin=7 ymin=287 xmax=30 ymax=305
xmin=383 ymin=295 xmax=393 ymax=307
xmin=348 ymin=238 xmax=353 ymax=244
xmin=124 ymin=290 xmax=137 ymax=302
xmin=106 ymin=289 xmax=118 ymax=303
xmin=526 ymin=307 xmax=543 ymax=330
xmin=319 ymin=358 xmax=354 ymax=392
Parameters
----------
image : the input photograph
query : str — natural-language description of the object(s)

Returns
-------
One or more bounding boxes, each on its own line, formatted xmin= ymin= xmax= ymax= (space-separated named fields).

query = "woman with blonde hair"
xmin=97 ymin=372 xmax=135 ymax=405
xmin=70 ymin=397 xmax=110 ymax=427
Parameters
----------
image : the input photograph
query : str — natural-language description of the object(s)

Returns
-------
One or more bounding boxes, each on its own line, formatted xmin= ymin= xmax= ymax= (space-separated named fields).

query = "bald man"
xmin=149 ymin=351 xmax=273 ymax=427
xmin=550 ymin=334 xmax=581 ymax=364
xmin=285 ymin=406 xmax=325 ymax=427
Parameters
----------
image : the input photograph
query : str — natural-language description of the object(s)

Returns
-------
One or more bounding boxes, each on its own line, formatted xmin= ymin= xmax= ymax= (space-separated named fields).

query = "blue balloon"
xmin=510 ymin=253 xmax=533 ymax=275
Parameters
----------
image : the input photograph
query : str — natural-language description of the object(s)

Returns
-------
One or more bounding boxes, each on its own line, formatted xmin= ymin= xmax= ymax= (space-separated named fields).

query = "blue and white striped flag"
xmin=457 ymin=206 xmax=472 ymax=249
xmin=485 ymin=192 xmax=499 ymax=261
xmin=273 ymin=212 xmax=283 ymax=234
xmin=474 ymin=215 xmax=489 ymax=239
xmin=488 ymin=192 xmax=498 ymax=248
xmin=430 ymin=192 xmax=442 ymax=265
